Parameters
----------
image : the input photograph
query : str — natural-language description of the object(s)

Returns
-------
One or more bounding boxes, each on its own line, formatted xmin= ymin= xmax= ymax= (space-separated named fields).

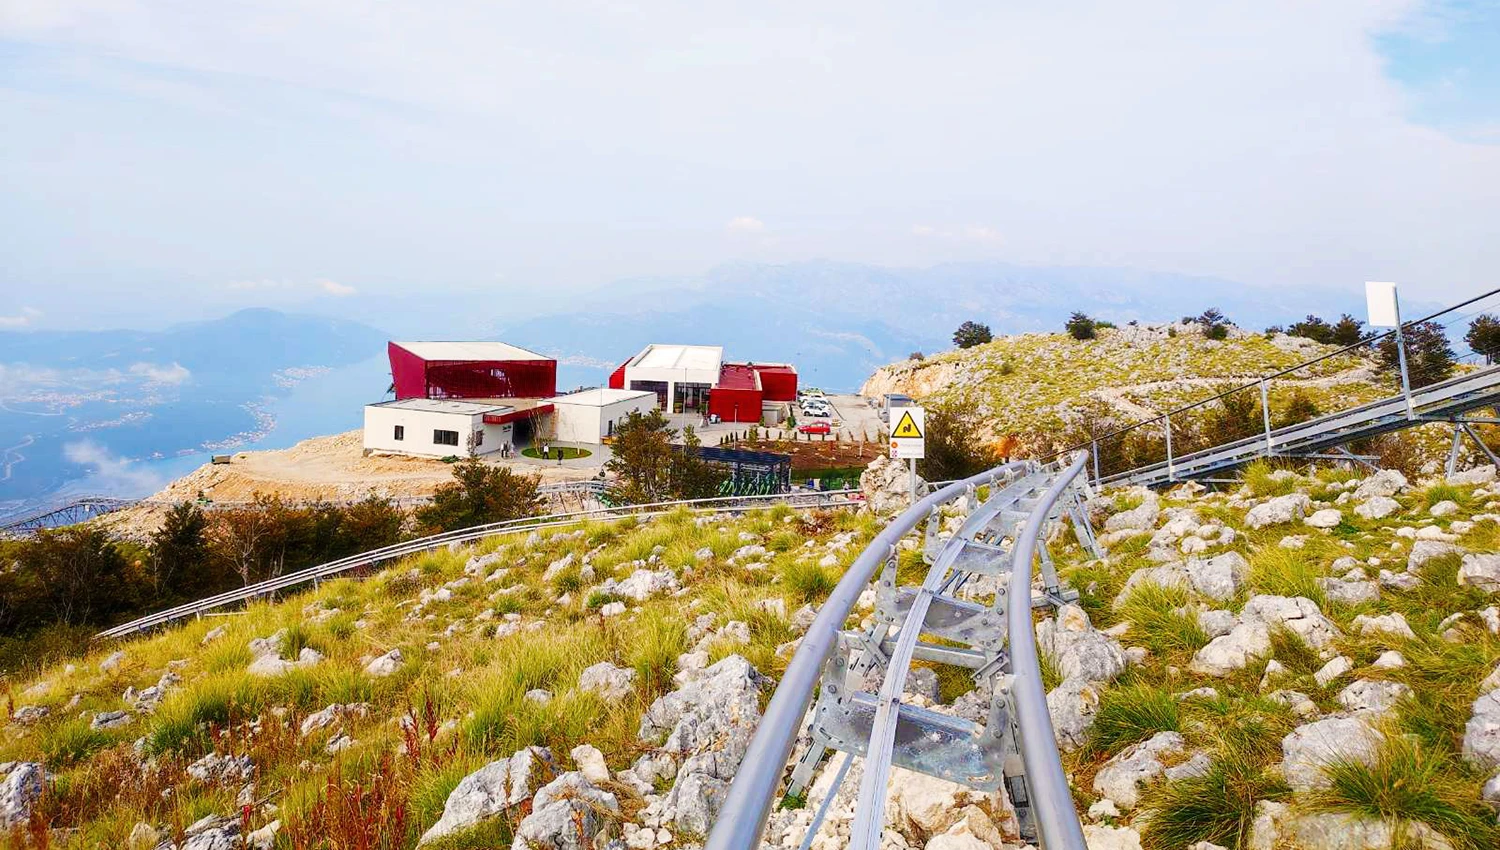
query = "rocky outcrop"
xmin=578 ymin=662 xmax=636 ymax=701
xmin=1465 ymin=689 xmax=1500 ymax=770
xmin=1189 ymin=622 xmax=1271 ymax=677
xmin=1035 ymin=605 xmax=1126 ymax=685
xmin=1239 ymin=595 xmax=1340 ymax=652
xmin=1281 ymin=715 xmax=1384 ymax=791
xmin=638 ymin=655 xmax=766 ymax=833
xmin=860 ymin=455 xmax=923 ymax=516
xmin=1092 ymin=731 xmax=1184 ymax=810
xmin=513 ymin=772 xmax=621 ymax=850
xmin=420 ymin=747 xmax=556 ymax=844
xmin=0 ymin=763 xmax=44 ymax=828
xmin=1245 ymin=493 xmax=1311 ymax=529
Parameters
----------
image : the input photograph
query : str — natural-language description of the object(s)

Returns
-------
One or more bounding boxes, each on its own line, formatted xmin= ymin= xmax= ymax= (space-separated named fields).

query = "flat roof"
xmin=548 ymin=388 xmax=657 ymax=407
xmin=393 ymin=341 xmax=553 ymax=362
xmin=368 ymin=398 xmax=513 ymax=415
xmin=717 ymin=362 xmax=760 ymax=390
xmin=630 ymin=343 xmax=723 ymax=372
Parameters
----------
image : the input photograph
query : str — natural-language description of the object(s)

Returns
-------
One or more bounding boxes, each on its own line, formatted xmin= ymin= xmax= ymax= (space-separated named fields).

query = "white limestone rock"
xmin=1313 ymin=656 xmax=1353 ymax=687
xmin=1317 ymin=577 xmax=1380 ymax=606
xmin=578 ymin=662 xmax=636 ymax=701
xmin=1281 ymin=715 xmax=1384 ymax=791
xmin=1458 ymin=553 xmax=1500 ymax=592
xmin=363 ymin=648 xmax=405 ymax=677
xmin=1035 ymin=604 xmax=1126 ymax=684
xmin=419 ymin=747 xmax=555 ymax=844
xmin=1409 ymin=540 xmax=1464 ymax=571
xmin=1337 ymin=679 xmax=1413 ymax=714
xmin=1047 ymin=677 xmax=1102 ymax=751
xmin=512 ymin=772 xmax=620 ymax=850
xmin=1185 ymin=552 xmax=1249 ymax=601
xmin=1189 ymin=623 xmax=1271 ymax=677
xmin=639 ymin=655 xmax=766 ymax=833
xmin=1353 ymin=469 xmax=1408 ymax=500
xmin=1351 ymin=612 xmax=1417 ymax=641
xmin=0 ymin=763 xmax=44 ymax=828
xmin=1241 ymin=595 xmax=1341 ymax=651
xmin=1355 ymin=496 xmax=1401 ymax=520
xmin=1464 ymin=689 xmax=1500 ymax=770
xmin=1245 ymin=493 xmax=1312 ymax=529
xmin=1092 ymin=731 xmax=1184 ymax=810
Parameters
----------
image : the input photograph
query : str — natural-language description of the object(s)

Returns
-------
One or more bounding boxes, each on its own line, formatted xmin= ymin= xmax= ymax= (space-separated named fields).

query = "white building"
xmin=546 ymin=388 xmax=657 ymax=443
xmin=614 ymin=344 xmax=723 ymax=413
xmin=362 ymin=398 xmax=519 ymax=458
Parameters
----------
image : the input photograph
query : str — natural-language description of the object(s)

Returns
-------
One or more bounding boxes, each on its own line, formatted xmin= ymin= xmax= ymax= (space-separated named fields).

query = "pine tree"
xmin=952 ymin=321 xmax=993 ymax=349
xmin=1377 ymin=320 xmax=1455 ymax=388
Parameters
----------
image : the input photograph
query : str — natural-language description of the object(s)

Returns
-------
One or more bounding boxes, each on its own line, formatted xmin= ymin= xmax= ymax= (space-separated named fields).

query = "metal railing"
xmin=1004 ymin=453 xmax=1089 ymax=849
xmin=1102 ymin=363 xmax=1500 ymax=487
xmin=708 ymin=459 xmax=1089 ymax=850
xmin=95 ymin=488 xmax=858 ymax=640
xmin=1051 ymin=286 xmax=1500 ymax=486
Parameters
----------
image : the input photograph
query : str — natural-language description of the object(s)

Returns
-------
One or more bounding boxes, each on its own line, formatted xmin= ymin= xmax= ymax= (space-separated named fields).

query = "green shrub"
xmin=1087 ymin=683 xmax=1179 ymax=758
xmin=39 ymin=718 xmax=116 ymax=766
xmin=1141 ymin=758 xmax=1289 ymax=850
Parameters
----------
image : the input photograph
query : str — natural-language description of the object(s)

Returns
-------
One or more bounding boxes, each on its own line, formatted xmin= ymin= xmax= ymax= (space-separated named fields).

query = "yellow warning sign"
xmin=892 ymin=410 xmax=923 ymax=439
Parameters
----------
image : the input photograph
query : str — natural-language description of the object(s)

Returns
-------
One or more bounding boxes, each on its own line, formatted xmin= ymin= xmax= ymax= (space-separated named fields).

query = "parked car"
xmin=798 ymin=422 xmax=832 ymax=435
xmin=801 ymin=407 xmax=832 ymax=418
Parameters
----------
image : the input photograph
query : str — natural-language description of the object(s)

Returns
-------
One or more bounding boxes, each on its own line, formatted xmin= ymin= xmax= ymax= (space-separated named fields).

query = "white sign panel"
xmin=1365 ymin=281 xmax=1400 ymax=328
xmin=889 ymin=406 xmax=925 ymax=459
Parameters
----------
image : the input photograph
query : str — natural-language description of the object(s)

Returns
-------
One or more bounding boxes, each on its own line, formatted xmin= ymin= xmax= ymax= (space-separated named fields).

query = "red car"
xmin=798 ymin=422 xmax=831 ymax=435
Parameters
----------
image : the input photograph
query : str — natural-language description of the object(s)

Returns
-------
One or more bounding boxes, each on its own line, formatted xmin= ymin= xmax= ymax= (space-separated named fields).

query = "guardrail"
xmin=705 ymin=463 xmax=1027 ymax=850
xmin=94 ymin=489 xmax=860 ymax=640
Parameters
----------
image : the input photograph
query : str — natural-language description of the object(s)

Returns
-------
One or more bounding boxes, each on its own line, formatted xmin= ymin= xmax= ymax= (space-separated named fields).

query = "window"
xmin=472 ymin=429 xmax=484 ymax=446
xmin=393 ymin=425 xmax=405 ymax=441
xmin=433 ymin=429 xmax=460 ymax=447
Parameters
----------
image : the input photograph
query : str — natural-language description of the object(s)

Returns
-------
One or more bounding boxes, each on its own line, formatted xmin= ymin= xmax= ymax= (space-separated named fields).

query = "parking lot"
xmin=789 ymin=392 xmax=884 ymax=440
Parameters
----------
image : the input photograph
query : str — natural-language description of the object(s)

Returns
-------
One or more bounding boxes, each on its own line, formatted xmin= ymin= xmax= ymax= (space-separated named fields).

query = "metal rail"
xmin=95 ymin=488 xmax=858 ymax=640
xmin=1005 ymin=454 xmax=1089 ymax=849
xmin=707 ymin=458 xmax=1094 ymax=850
xmin=3 ymin=481 xmax=615 ymax=537
xmin=1103 ymin=363 xmax=1500 ymax=487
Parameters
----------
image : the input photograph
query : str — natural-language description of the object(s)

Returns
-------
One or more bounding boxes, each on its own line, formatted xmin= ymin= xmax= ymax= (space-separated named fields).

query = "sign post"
xmin=1366 ymin=281 xmax=1414 ymax=420
xmin=889 ymin=406 xmax=926 ymax=500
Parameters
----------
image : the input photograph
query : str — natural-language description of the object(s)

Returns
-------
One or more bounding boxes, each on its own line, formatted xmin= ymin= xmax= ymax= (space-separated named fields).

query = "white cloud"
xmin=128 ymin=361 xmax=191 ymax=385
xmin=0 ymin=307 xmax=43 ymax=328
xmin=2 ymin=1 xmax=1498 ymax=300
xmin=726 ymin=216 xmax=766 ymax=234
xmin=62 ymin=439 xmax=163 ymax=494
xmin=318 ymin=279 xmax=357 ymax=296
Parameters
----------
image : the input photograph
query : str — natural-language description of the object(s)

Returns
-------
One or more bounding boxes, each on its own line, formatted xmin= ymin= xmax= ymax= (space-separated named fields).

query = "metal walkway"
xmin=708 ymin=454 xmax=1098 ymax=850
xmin=1100 ymin=364 xmax=1500 ymax=488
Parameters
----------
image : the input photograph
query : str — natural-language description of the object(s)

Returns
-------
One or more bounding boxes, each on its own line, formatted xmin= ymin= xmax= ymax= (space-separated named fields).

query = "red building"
xmin=389 ymin=341 xmax=557 ymax=400
xmin=606 ymin=343 xmax=798 ymax=423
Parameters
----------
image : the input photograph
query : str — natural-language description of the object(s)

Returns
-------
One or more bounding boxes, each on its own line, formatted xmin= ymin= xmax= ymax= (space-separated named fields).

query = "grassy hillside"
xmin=10 ymin=456 xmax=1500 ymax=850
xmin=1061 ymin=462 xmax=1500 ymax=850
xmin=863 ymin=324 xmax=1384 ymax=432
xmin=0 ymin=506 xmax=880 ymax=848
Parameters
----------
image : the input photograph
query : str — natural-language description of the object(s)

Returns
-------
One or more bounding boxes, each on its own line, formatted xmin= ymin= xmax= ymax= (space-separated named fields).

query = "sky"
xmin=1 ymin=0 xmax=1497 ymax=330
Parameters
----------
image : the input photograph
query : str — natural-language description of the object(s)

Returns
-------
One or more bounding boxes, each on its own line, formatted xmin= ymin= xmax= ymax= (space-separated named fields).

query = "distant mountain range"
xmin=0 ymin=308 xmax=387 ymax=381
